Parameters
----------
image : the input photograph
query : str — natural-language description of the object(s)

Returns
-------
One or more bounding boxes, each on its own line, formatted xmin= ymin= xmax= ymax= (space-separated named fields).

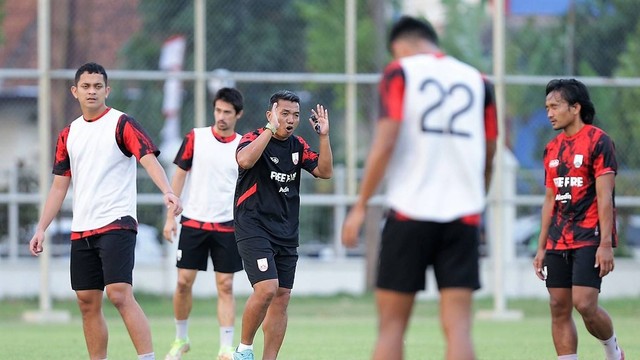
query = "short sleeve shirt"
xmin=543 ymin=124 xmax=617 ymax=250
xmin=52 ymin=109 xmax=159 ymax=238
xmin=234 ymin=129 xmax=318 ymax=246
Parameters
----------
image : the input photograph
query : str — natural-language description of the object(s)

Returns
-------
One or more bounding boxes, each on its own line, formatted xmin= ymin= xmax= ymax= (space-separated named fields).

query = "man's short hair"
xmin=214 ymin=87 xmax=244 ymax=114
xmin=75 ymin=62 xmax=108 ymax=85
xmin=388 ymin=15 xmax=439 ymax=48
xmin=269 ymin=90 xmax=300 ymax=109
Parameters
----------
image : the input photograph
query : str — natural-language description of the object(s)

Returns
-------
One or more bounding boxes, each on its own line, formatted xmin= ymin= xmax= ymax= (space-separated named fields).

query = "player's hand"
xmin=533 ymin=248 xmax=546 ymax=280
xmin=310 ymin=104 xmax=329 ymax=135
xmin=267 ymin=102 xmax=280 ymax=131
xmin=342 ymin=203 xmax=366 ymax=248
xmin=164 ymin=192 xmax=183 ymax=216
xmin=595 ymin=245 xmax=615 ymax=278
xmin=163 ymin=216 xmax=177 ymax=243
xmin=29 ymin=229 xmax=45 ymax=256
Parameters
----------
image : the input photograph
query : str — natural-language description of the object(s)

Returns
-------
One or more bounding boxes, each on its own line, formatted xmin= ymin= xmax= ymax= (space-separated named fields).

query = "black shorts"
xmin=176 ymin=225 xmax=243 ymax=273
xmin=236 ymin=236 xmax=298 ymax=289
xmin=544 ymin=246 xmax=602 ymax=290
xmin=70 ymin=230 xmax=136 ymax=291
xmin=376 ymin=215 xmax=481 ymax=293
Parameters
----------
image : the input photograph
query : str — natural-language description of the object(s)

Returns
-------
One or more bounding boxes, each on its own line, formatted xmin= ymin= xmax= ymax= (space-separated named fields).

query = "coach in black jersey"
xmin=232 ymin=90 xmax=333 ymax=360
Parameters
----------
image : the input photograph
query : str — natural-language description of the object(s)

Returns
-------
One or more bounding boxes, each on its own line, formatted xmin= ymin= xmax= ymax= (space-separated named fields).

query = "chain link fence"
xmin=2 ymin=0 xmax=640 ymax=261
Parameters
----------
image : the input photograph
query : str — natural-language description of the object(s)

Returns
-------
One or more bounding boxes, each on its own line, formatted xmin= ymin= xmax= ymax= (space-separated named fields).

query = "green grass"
xmin=0 ymin=294 xmax=638 ymax=359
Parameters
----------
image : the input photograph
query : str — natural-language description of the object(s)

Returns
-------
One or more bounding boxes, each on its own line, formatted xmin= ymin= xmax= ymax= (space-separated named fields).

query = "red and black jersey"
xmin=234 ymin=129 xmax=318 ymax=246
xmin=53 ymin=110 xmax=159 ymax=176
xmin=543 ymin=124 xmax=617 ymax=250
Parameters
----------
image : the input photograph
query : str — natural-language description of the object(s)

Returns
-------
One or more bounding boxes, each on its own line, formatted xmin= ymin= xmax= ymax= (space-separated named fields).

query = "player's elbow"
xmin=315 ymin=167 xmax=333 ymax=179
xmin=236 ymin=153 xmax=256 ymax=170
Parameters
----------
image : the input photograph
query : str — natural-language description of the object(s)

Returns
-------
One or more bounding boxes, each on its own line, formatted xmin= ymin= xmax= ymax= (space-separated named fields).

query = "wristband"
xmin=265 ymin=123 xmax=277 ymax=134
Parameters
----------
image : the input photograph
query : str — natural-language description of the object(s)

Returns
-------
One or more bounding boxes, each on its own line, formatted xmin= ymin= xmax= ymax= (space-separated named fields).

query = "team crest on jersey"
xmin=549 ymin=159 xmax=559 ymax=168
xmin=573 ymin=154 xmax=583 ymax=168
xmin=257 ymin=258 xmax=269 ymax=272
xmin=270 ymin=156 xmax=279 ymax=164
xmin=292 ymin=152 xmax=299 ymax=165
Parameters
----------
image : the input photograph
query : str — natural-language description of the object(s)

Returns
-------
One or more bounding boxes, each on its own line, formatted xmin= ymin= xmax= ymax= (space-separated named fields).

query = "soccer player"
xmin=232 ymin=90 xmax=333 ymax=360
xmin=533 ymin=79 xmax=624 ymax=360
xmin=29 ymin=62 xmax=182 ymax=360
xmin=163 ymin=88 xmax=245 ymax=360
xmin=342 ymin=16 xmax=497 ymax=360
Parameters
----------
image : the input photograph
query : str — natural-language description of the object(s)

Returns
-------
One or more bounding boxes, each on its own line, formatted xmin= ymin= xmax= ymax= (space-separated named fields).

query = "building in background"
xmin=0 ymin=0 xmax=140 ymax=175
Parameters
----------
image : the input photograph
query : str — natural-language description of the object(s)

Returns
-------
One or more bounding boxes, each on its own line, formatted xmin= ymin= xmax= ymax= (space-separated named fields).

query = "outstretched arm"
xmin=163 ymin=167 xmax=188 ymax=242
xmin=140 ymin=154 xmax=183 ymax=216
xmin=341 ymin=119 xmax=401 ymax=248
xmin=595 ymin=172 xmax=616 ymax=277
xmin=29 ymin=175 xmax=71 ymax=256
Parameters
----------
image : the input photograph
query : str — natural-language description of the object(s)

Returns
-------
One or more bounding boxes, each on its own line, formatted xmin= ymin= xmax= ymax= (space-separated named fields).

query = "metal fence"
xmin=2 ymin=0 xmax=640 ymax=265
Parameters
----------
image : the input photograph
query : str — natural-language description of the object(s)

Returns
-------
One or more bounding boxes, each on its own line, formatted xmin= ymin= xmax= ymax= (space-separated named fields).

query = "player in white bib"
xmin=342 ymin=16 xmax=497 ymax=360
xmin=29 ymin=62 xmax=182 ymax=360
xmin=163 ymin=88 xmax=245 ymax=360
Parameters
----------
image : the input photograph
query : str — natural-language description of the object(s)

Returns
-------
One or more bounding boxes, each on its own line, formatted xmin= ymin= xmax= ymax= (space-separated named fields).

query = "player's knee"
xmin=253 ymin=280 xmax=279 ymax=302
xmin=549 ymin=297 xmax=572 ymax=317
xmin=76 ymin=296 xmax=101 ymax=315
xmin=176 ymin=278 xmax=194 ymax=293
xmin=105 ymin=286 xmax=133 ymax=308
xmin=572 ymin=298 xmax=597 ymax=317
xmin=217 ymin=280 xmax=233 ymax=296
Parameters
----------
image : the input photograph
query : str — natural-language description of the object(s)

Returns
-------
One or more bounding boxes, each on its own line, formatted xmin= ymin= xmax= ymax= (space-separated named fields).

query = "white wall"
xmin=1 ymin=256 xmax=638 ymax=300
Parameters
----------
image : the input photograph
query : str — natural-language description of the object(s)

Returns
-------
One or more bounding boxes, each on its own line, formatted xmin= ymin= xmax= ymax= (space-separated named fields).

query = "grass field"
xmin=0 ymin=294 xmax=637 ymax=359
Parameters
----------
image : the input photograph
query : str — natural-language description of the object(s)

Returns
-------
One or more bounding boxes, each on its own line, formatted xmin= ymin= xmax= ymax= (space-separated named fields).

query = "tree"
xmin=118 ymin=0 xmax=308 ymax=138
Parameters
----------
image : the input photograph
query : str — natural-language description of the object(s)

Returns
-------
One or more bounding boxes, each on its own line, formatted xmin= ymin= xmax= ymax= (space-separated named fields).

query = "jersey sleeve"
xmin=115 ymin=114 xmax=160 ymax=160
xmin=173 ymin=130 xmax=195 ymax=171
xmin=593 ymin=132 xmax=617 ymax=177
xmin=378 ymin=60 xmax=405 ymax=122
xmin=236 ymin=129 xmax=262 ymax=153
xmin=52 ymin=125 xmax=72 ymax=176
xmin=297 ymin=136 xmax=319 ymax=174
xmin=482 ymin=77 xmax=498 ymax=141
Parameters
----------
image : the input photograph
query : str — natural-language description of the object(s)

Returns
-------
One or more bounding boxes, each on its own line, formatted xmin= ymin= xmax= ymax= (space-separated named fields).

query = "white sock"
xmin=600 ymin=333 xmax=622 ymax=360
xmin=557 ymin=355 xmax=577 ymax=360
xmin=138 ymin=352 xmax=155 ymax=360
xmin=220 ymin=326 xmax=234 ymax=348
xmin=237 ymin=343 xmax=253 ymax=352
xmin=175 ymin=319 xmax=189 ymax=340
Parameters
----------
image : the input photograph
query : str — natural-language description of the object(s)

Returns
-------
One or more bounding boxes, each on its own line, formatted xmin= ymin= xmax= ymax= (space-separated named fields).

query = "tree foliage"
xmin=118 ymin=0 xmax=308 ymax=138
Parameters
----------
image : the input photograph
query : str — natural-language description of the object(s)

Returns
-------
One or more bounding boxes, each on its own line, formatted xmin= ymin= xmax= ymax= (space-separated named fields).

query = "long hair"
xmin=546 ymin=79 xmax=596 ymax=124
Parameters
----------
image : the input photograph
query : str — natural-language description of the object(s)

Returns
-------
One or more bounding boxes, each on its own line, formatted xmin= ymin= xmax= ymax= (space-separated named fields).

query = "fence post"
xmin=333 ymin=165 xmax=347 ymax=258
xmin=364 ymin=205 xmax=382 ymax=292
xmin=8 ymin=163 xmax=19 ymax=261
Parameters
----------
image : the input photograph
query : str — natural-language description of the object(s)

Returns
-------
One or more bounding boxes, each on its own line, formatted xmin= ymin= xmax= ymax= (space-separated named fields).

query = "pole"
xmin=345 ymin=0 xmax=357 ymax=197
xmin=194 ymin=0 xmax=206 ymax=128
xmin=23 ymin=0 xmax=70 ymax=323
xmin=477 ymin=0 xmax=522 ymax=321
xmin=37 ymin=0 xmax=53 ymax=315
